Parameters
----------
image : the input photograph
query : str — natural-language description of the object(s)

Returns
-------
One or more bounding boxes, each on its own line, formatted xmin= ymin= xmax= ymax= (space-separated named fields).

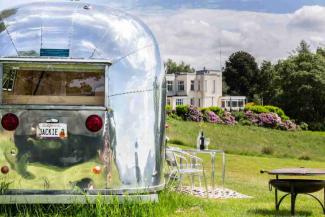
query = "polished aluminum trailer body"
xmin=0 ymin=2 xmax=165 ymax=203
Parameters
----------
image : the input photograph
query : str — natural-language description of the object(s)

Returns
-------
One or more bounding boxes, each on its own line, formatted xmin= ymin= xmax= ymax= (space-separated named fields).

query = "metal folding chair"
xmin=165 ymin=147 xmax=209 ymax=197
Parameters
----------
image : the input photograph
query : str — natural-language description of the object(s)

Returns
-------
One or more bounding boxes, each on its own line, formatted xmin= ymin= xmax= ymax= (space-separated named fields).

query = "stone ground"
xmin=178 ymin=186 xmax=252 ymax=199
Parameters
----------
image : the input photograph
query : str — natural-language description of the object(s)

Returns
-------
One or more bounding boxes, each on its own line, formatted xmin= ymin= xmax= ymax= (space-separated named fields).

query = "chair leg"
xmin=202 ymin=169 xmax=209 ymax=198
xmin=190 ymin=175 xmax=194 ymax=193
xmin=198 ymin=175 xmax=202 ymax=188
xmin=178 ymin=174 xmax=183 ymax=190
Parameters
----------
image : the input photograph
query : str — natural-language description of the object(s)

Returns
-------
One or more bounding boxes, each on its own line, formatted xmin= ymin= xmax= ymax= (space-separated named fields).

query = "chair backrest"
xmin=165 ymin=149 xmax=177 ymax=167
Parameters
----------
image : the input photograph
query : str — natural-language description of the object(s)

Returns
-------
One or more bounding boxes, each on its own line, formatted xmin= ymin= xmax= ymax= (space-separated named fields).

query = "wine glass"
xmin=205 ymin=138 xmax=210 ymax=150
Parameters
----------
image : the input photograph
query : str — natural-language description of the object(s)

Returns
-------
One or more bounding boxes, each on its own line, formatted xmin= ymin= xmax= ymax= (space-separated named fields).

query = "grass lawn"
xmin=0 ymin=153 xmax=324 ymax=217
xmin=166 ymin=118 xmax=325 ymax=161
xmin=0 ymin=119 xmax=324 ymax=216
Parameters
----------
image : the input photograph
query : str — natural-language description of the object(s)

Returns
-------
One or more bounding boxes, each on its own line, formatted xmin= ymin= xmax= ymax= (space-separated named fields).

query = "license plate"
xmin=37 ymin=123 xmax=68 ymax=139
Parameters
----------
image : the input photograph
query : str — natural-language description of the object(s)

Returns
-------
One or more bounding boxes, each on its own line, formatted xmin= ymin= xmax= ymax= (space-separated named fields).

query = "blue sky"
xmin=1 ymin=0 xmax=325 ymax=69
xmin=2 ymin=0 xmax=325 ymax=13
xmin=93 ymin=0 xmax=325 ymax=13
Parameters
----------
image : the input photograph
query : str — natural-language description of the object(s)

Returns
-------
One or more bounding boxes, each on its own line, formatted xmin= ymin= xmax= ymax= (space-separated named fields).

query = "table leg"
xmin=275 ymin=189 xmax=278 ymax=210
xmin=222 ymin=152 xmax=226 ymax=188
xmin=275 ymin=175 xmax=278 ymax=211
xmin=291 ymin=185 xmax=297 ymax=216
xmin=211 ymin=152 xmax=216 ymax=193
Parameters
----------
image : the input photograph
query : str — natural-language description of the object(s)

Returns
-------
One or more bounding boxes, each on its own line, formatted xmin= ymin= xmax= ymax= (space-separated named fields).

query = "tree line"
xmin=223 ymin=41 xmax=325 ymax=130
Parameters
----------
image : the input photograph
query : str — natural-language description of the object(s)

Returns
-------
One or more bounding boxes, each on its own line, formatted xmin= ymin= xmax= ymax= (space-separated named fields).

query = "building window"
xmin=232 ymin=101 xmax=238 ymax=107
xmin=227 ymin=101 xmax=231 ymax=107
xmin=167 ymin=98 xmax=171 ymax=105
xmin=190 ymin=98 xmax=195 ymax=105
xmin=198 ymin=98 xmax=201 ymax=107
xmin=198 ymin=81 xmax=201 ymax=91
xmin=190 ymin=80 xmax=195 ymax=91
xmin=221 ymin=100 xmax=225 ymax=108
xmin=177 ymin=81 xmax=184 ymax=91
xmin=238 ymin=101 xmax=244 ymax=107
xmin=167 ymin=81 xmax=173 ymax=92
xmin=176 ymin=98 xmax=183 ymax=105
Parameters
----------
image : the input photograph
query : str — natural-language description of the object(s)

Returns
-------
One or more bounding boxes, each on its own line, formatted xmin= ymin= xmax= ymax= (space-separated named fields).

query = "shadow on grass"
xmin=247 ymin=208 xmax=312 ymax=217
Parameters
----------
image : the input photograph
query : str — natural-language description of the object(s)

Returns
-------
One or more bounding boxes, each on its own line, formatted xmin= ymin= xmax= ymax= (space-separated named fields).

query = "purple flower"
xmin=258 ymin=112 xmax=281 ymax=128
xmin=222 ymin=111 xmax=236 ymax=125
xmin=204 ymin=111 xmax=223 ymax=124
xmin=244 ymin=110 xmax=259 ymax=124
xmin=186 ymin=106 xmax=203 ymax=122
xmin=279 ymin=120 xmax=297 ymax=131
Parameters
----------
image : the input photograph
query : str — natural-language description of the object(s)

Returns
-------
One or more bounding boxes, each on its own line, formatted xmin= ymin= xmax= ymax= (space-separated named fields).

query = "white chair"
xmin=165 ymin=147 xmax=208 ymax=197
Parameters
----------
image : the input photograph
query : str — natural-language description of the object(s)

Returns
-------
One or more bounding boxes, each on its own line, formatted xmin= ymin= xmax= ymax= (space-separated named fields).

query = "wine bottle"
xmin=199 ymin=131 xmax=205 ymax=150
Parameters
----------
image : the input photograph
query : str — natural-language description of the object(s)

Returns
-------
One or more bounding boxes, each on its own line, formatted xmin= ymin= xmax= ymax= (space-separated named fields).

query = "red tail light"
xmin=1 ymin=113 xmax=19 ymax=131
xmin=86 ymin=115 xmax=103 ymax=132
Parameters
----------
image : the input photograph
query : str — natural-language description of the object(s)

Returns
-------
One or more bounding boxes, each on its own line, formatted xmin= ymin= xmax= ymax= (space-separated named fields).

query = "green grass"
xmin=166 ymin=118 xmax=325 ymax=161
xmin=0 ymin=120 xmax=324 ymax=216
xmin=0 ymin=153 xmax=324 ymax=216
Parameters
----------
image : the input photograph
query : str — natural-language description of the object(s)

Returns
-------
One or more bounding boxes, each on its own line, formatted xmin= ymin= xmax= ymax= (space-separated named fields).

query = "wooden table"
xmin=261 ymin=168 xmax=325 ymax=216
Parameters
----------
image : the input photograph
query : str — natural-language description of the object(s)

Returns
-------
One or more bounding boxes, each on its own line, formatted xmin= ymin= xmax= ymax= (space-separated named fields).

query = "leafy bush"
xmin=168 ymin=113 xmax=182 ymax=121
xmin=308 ymin=122 xmax=325 ymax=131
xmin=258 ymin=113 xmax=282 ymax=128
xmin=208 ymin=106 xmax=224 ymax=117
xmin=239 ymin=119 xmax=252 ymax=126
xmin=279 ymin=120 xmax=298 ymax=131
xmin=176 ymin=105 xmax=189 ymax=120
xmin=245 ymin=105 xmax=289 ymax=121
xmin=245 ymin=105 xmax=269 ymax=113
xmin=245 ymin=102 xmax=255 ymax=107
xmin=264 ymin=105 xmax=289 ymax=120
xmin=203 ymin=110 xmax=223 ymax=123
xmin=299 ymin=122 xmax=309 ymax=131
xmin=232 ymin=111 xmax=245 ymax=122
xmin=186 ymin=106 xmax=203 ymax=122
xmin=244 ymin=110 xmax=259 ymax=125
xmin=222 ymin=111 xmax=236 ymax=125
xmin=165 ymin=105 xmax=173 ymax=115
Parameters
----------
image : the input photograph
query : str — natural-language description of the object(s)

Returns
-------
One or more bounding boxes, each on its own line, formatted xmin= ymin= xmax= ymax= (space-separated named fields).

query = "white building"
xmin=166 ymin=68 xmax=246 ymax=110
xmin=220 ymin=96 xmax=247 ymax=111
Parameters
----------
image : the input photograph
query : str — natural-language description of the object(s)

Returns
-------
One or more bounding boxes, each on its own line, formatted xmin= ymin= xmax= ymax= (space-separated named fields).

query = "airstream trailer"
xmin=0 ymin=2 xmax=166 ymax=203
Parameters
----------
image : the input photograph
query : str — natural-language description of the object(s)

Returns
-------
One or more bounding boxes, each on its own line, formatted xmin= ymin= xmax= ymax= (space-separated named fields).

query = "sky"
xmin=1 ymin=0 xmax=325 ymax=70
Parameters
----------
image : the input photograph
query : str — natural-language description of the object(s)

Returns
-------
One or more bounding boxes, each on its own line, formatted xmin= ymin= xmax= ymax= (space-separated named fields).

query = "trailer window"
xmin=2 ymin=63 xmax=105 ymax=106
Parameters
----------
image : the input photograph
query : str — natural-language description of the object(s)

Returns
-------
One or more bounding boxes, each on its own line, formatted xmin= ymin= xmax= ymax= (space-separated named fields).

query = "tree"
xmin=258 ymin=61 xmax=280 ymax=105
xmin=164 ymin=59 xmax=195 ymax=74
xmin=275 ymin=41 xmax=325 ymax=129
xmin=223 ymin=51 xmax=260 ymax=100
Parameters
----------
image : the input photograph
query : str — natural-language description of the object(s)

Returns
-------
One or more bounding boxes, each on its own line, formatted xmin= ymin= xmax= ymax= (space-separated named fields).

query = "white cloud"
xmin=2 ymin=2 xmax=325 ymax=70
xmin=135 ymin=6 xmax=325 ymax=69
xmin=288 ymin=5 xmax=325 ymax=32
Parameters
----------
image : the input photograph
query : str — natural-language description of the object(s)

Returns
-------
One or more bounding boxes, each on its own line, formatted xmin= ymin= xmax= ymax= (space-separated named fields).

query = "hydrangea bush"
xmin=279 ymin=120 xmax=298 ymax=131
xmin=244 ymin=110 xmax=259 ymax=124
xmin=203 ymin=110 xmax=223 ymax=124
xmin=258 ymin=112 xmax=282 ymax=128
xmin=168 ymin=105 xmax=297 ymax=131
xmin=186 ymin=106 xmax=203 ymax=122
xmin=222 ymin=111 xmax=236 ymax=125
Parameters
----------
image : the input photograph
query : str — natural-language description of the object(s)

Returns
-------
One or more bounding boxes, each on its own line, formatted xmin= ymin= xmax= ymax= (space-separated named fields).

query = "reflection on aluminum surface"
xmin=0 ymin=2 xmax=165 ymax=197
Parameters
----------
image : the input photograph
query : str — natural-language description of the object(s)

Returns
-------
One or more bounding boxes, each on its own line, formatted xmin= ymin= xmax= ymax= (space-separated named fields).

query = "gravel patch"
xmin=178 ymin=186 xmax=252 ymax=199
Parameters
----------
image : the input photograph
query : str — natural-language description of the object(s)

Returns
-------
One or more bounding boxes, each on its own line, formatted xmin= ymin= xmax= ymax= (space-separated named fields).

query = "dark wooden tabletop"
xmin=265 ymin=168 xmax=325 ymax=176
